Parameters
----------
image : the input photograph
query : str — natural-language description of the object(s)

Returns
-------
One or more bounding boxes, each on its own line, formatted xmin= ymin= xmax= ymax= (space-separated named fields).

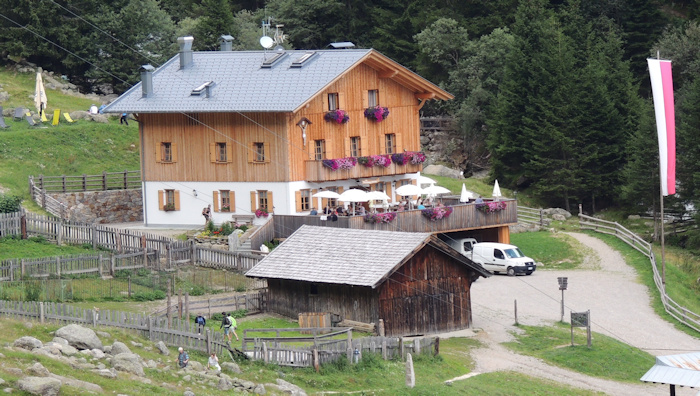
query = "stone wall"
xmin=50 ymin=190 xmax=143 ymax=223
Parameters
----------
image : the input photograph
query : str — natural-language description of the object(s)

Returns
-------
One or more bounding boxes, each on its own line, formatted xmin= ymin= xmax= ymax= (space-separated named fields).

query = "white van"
xmin=469 ymin=242 xmax=536 ymax=276
xmin=446 ymin=237 xmax=478 ymax=256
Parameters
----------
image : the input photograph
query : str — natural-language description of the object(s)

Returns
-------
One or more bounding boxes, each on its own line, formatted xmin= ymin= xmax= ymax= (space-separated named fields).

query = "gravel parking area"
xmin=458 ymin=232 xmax=700 ymax=395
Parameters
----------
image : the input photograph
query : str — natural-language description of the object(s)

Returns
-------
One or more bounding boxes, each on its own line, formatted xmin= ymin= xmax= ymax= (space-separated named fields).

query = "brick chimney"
xmin=219 ymin=35 xmax=233 ymax=51
xmin=177 ymin=36 xmax=194 ymax=69
xmin=140 ymin=64 xmax=155 ymax=98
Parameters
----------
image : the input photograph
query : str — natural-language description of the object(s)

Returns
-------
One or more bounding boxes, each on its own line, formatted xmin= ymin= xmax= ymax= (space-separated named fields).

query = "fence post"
xmin=143 ymin=248 xmax=148 ymax=269
xmin=128 ymin=276 xmax=132 ymax=298
xmin=184 ymin=292 xmax=189 ymax=322
xmin=28 ymin=175 xmax=33 ymax=198
xmin=346 ymin=329 xmax=353 ymax=365
xmin=41 ymin=189 xmax=46 ymax=209
xmin=102 ymin=171 xmax=107 ymax=191
xmin=313 ymin=349 xmax=319 ymax=372
xmin=263 ymin=342 xmax=269 ymax=364
xmin=91 ymin=224 xmax=97 ymax=250
xmin=123 ymin=170 xmax=128 ymax=190
xmin=539 ymin=209 xmax=544 ymax=226
xmin=178 ymin=289 xmax=183 ymax=319
xmin=110 ymin=254 xmax=115 ymax=276
xmin=167 ymin=279 xmax=172 ymax=328
xmin=378 ymin=319 xmax=385 ymax=337
xmin=382 ymin=338 xmax=387 ymax=360
xmin=191 ymin=242 xmax=196 ymax=265
xmin=400 ymin=337 xmax=405 ymax=360
xmin=206 ymin=328 xmax=211 ymax=355
xmin=56 ymin=256 xmax=61 ymax=278
xmin=39 ymin=302 xmax=44 ymax=324
xmin=21 ymin=212 xmax=27 ymax=240
xmin=434 ymin=337 xmax=440 ymax=357
xmin=57 ymin=220 xmax=63 ymax=245
xmin=82 ymin=174 xmax=87 ymax=191
xmin=21 ymin=259 xmax=25 ymax=278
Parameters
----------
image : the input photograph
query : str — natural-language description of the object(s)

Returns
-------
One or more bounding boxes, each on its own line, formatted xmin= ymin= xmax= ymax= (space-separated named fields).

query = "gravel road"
xmin=457 ymin=232 xmax=700 ymax=395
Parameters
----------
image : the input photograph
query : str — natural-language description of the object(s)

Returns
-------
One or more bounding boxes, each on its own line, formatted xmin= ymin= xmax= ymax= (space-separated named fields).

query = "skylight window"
xmin=290 ymin=52 xmax=316 ymax=68
xmin=261 ymin=52 xmax=287 ymax=69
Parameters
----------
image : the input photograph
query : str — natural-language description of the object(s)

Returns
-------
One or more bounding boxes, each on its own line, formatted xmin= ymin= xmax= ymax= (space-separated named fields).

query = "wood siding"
xmin=306 ymin=161 xmax=422 ymax=182
xmin=288 ymin=64 xmax=422 ymax=181
xmin=267 ymin=279 xmax=379 ymax=324
xmin=140 ymin=113 xmax=290 ymax=182
xmin=378 ymin=245 xmax=475 ymax=336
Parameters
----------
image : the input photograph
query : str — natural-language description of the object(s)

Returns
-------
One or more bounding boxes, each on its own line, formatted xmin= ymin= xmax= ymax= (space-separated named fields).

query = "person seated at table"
xmin=310 ymin=207 xmax=318 ymax=215
xmin=330 ymin=209 xmax=339 ymax=222
xmin=436 ymin=202 xmax=445 ymax=208
xmin=398 ymin=201 xmax=405 ymax=212
xmin=475 ymin=195 xmax=484 ymax=204
xmin=324 ymin=205 xmax=332 ymax=214
xmin=417 ymin=199 xmax=426 ymax=210
xmin=358 ymin=205 xmax=366 ymax=215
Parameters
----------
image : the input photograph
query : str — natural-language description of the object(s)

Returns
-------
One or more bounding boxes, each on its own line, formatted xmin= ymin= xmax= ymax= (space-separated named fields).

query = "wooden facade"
xmin=139 ymin=63 xmax=429 ymax=185
xmin=265 ymin=242 xmax=480 ymax=337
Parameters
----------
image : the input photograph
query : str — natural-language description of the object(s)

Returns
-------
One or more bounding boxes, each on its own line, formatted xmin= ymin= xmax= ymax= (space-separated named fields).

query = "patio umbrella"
xmin=395 ymin=184 xmax=423 ymax=197
xmin=34 ymin=72 xmax=47 ymax=118
xmin=339 ymin=189 xmax=370 ymax=215
xmin=421 ymin=185 xmax=451 ymax=196
xmin=460 ymin=183 xmax=472 ymax=203
xmin=417 ymin=175 xmax=437 ymax=187
xmin=312 ymin=190 xmax=341 ymax=213
xmin=366 ymin=191 xmax=391 ymax=201
xmin=492 ymin=179 xmax=502 ymax=200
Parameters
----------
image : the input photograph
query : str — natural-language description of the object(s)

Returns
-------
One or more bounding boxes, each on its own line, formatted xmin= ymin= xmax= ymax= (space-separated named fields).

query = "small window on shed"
xmin=309 ymin=283 xmax=319 ymax=296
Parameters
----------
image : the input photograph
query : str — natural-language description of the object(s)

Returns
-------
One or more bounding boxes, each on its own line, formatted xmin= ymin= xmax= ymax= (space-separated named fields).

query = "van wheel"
xmin=506 ymin=267 xmax=515 ymax=277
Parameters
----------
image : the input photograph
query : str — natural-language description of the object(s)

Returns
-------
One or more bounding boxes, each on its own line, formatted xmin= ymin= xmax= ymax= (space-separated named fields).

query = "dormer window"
xmin=191 ymin=81 xmax=214 ymax=97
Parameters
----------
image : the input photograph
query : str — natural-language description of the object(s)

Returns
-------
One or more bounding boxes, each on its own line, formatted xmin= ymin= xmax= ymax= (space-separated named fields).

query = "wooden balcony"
xmin=273 ymin=199 xmax=518 ymax=238
xmin=305 ymin=160 xmax=423 ymax=182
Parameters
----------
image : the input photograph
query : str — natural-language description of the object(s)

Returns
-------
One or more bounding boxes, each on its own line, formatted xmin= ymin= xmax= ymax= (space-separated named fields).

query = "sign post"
xmin=557 ymin=277 xmax=568 ymax=322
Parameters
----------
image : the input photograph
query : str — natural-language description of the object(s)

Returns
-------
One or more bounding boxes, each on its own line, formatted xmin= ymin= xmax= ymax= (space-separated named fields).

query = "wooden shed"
xmin=246 ymin=225 xmax=491 ymax=336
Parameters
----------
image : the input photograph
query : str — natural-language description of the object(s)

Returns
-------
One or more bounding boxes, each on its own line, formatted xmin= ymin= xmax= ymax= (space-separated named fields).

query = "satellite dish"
xmin=260 ymin=36 xmax=274 ymax=49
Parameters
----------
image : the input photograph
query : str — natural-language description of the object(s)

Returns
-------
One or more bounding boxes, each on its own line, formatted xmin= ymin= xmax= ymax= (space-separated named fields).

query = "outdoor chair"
xmin=13 ymin=107 xmax=24 ymax=121
xmin=52 ymin=109 xmax=60 ymax=126
xmin=25 ymin=115 xmax=38 ymax=127
xmin=63 ymin=112 xmax=75 ymax=123
xmin=0 ymin=116 xmax=9 ymax=129
xmin=41 ymin=112 xmax=49 ymax=122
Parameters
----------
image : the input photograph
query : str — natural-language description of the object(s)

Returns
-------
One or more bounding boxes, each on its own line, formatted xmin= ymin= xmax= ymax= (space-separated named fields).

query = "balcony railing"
xmin=305 ymin=161 xmax=423 ymax=182
xmin=273 ymin=200 xmax=518 ymax=237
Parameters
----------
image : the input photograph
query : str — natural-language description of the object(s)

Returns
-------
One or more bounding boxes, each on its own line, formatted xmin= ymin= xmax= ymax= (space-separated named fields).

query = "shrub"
xmin=0 ymin=194 xmax=22 ymax=213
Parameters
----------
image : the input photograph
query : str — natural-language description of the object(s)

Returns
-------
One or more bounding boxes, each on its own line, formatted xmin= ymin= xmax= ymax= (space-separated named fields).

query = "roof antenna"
xmin=260 ymin=17 xmax=274 ymax=60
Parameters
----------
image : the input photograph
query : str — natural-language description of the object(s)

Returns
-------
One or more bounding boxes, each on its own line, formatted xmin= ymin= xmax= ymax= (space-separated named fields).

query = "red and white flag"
xmin=648 ymin=58 xmax=676 ymax=196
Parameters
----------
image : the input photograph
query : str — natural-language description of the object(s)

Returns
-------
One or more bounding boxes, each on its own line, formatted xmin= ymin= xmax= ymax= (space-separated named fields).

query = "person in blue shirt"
xmin=120 ymin=113 xmax=129 ymax=125
xmin=177 ymin=347 xmax=189 ymax=368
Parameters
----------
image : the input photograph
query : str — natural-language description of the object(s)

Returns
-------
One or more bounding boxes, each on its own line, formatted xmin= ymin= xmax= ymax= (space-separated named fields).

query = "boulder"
xmin=188 ymin=361 xmax=204 ymax=372
xmin=92 ymin=349 xmax=106 ymax=359
xmin=61 ymin=344 xmax=78 ymax=356
xmin=26 ymin=362 xmax=50 ymax=377
xmin=155 ymin=341 xmax=169 ymax=356
xmin=552 ymin=214 xmax=567 ymax=221
xmin=218 ymin=378 xmax=232 ymax=391
xmin=14 ymin=336 xmax=43 ymax=350
xmin=51 ymin=337 xmax=69 ymax=346
xmin=184 ymin=392 xmax=195 ymax=396
xmin=94 ymin=368 xmax=117 ymax=379
xmin=110 ymin=341 xmax=131 ymax=356
xmin=17 ymin=377 xmax=61 ymax=396
xmin=112 ymin=353 xmax=144 ymax=377
xmin=276 ymin=379 xmax=307 ymax=396
xmin=542 ymin=208 xmax=572 ymax=218
xmin=55 ymin=324 xmax=103 ymax=350
xmin=423 ymin=164 xmax=464 ymax=179
xmin=221 ymin=361 xmax=241 ymax=374
xmin=253 ymin=384 xmax=266 ymax=394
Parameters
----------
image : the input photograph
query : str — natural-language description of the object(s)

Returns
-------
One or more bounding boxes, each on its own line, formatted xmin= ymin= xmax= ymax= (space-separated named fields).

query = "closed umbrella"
xmin=460 ymin=183 xmax=472 ymax=203
xmin=493 ymin=179 xmax=502 ymax=200
xmin=34 ymin=72 xmax=47 ymax=118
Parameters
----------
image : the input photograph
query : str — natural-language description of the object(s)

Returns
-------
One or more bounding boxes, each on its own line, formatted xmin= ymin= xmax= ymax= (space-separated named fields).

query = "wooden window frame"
xmin=385 ymin=134 xmax=396 ymax=154
xmin=368 ymin=89 xmax=379 ymax=107
xmin=216 ymin=142 xmax=227 ymax=162
xmin=250 ymin=142 xmax=270 ymax=163
xmin=350 ymin=136 xmax=360 ymax=157
xmin=156 ymin=142 xmax=177 ymax=163
xmin=328 ymin=93 xmax=339 ymax=111
xmin=158 ymin=189 xmax=180 ymax=211
xmin=295 ymin=189 xmax=312 ymax=212
xmin=314 ymin=140 xmax=326 ymax=161
xmin=258 ymin=190 xmax=269 ymax=211
xmin=210 ymin=142 xmax=232 ymax=163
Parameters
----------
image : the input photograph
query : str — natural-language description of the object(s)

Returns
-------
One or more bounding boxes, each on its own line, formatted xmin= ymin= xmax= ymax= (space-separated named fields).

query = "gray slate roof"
xmin=641 ymin=352 xmax=700 ymax=388
xmin=245 ymin=225 xmax=488 ymax=288
xmin=103 ymin=49 xmax=373 ymax=114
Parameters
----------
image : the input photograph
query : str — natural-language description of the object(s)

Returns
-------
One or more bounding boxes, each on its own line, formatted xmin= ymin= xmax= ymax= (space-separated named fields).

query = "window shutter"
xmin=322 ymin=198 xmax=328 ymax=210
xmin=171 ymin=143 xmax=178 ymax=162
xmin=267 ymin=191 xmax=274 ymax=213
xmin=230 ymin=192 xmax=236 ymax=213
xmin=395 ymin=133 xmax=403 ymax=153
xmin=344 ymin=138 xmax=351 ymax=157
xmin=247 ymin=143 xmax=255 ymax=163
xmin=158 ymin=190 xmax=164 ymax=210
xmin=155 ymin=145 xmax=161 ymax=163
xmin=324 ymin=137 xmax=332 ymax=159
xmin=337 ymin=186 xmax=344 ymax=195
xmin=295 ymin=191 xmax=302 ymax=212
xmin=380 ymin=135 xmax=386 ymax=154
xmin=323 ymin=93 xmax=329 ymax=112
xmin=213 ymin=191 xmax=220 ymax=212
xmin=385 ymin=182 xmax=392 ymax=202
xmin=412 ymin=179 xmax=417 ymax=185
xmin=264 ymin=142 xmax=271 ymax=163
xmin=311 ymin=189 xmax=318 ymax=210
xmin=209 ymin=142 xmax=216 ymax=163
xmin=174 ymin=190 xmax=181 ymax=211
xmin=362 ymin=90 xmax=369 ymax=109
xmin=226 ymin=144 xmax=233 ymax=163
xmin=250 ymin=191 xmax=257 ymax=212
xmin=338 ymin=92 xmax=346 ymax=110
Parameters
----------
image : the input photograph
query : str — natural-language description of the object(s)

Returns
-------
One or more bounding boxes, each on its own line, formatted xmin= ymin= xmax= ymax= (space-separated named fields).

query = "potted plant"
xmin=255 ymin=208 xmax=269 ymax=218
xmin=221 ymin=203 xmax=231 ymax=212
xmin=476 ymin=202 xmax=507 ymax=213
xmin=364 ymin=106 xmax=389 ymax=122
xmin=324 ymin=109 xmax=349 ymax=124
xmin=421 ymin=206 xmax=453 ymax=221
xmin=163 ymin=203 xmax=175 ymax=212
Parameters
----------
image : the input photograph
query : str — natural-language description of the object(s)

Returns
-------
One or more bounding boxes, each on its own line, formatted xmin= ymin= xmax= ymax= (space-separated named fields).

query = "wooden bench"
xmin=231 ymin=214 xmax=255 ymax=224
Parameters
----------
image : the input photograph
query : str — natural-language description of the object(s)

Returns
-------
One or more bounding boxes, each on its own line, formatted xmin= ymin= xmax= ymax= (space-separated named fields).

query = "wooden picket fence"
xmin=29 ymin=171 xmax=141 ymax=193
xmin=0 ymin=299 xmax=231 ymax=357
xmin=242 ymin=327 xmax=438 ymax=368
xmin=579 ymin=214 xmax=700 ymax=333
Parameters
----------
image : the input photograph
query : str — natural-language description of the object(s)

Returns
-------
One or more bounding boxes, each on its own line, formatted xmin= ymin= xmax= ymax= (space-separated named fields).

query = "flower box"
xmin=421 ymin=206 xmax=453 ymax=221
xmin=163 ymin=203 xmax=175 ymax=212
xmin=322 ymin=157 xmax=357 ymax=171
xmin=255 ymin=208 xmax=269 ymax=218
xmin=476 ymin=202 xmax=507 ymax=213
xmin=363 ymin=212 xmax=397 ymax=224
xmin=364 ymin=106 xmax=390 ymax=122
xmin=324 ymin=109 xmax=349 ymax=124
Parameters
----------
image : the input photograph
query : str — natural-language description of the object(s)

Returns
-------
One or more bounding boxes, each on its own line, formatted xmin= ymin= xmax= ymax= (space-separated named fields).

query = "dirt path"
xmin=458 ymin=232 xmax=700 ymax=395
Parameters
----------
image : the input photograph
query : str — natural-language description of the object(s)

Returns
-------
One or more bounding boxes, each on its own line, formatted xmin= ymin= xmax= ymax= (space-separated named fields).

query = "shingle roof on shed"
xmin=245 ymin=225 xmax=489 ymax=288
xmin=641 ymin=352 xmax=700 ymax=388
xmin=103 ymin=48 xmax=452 ymax=114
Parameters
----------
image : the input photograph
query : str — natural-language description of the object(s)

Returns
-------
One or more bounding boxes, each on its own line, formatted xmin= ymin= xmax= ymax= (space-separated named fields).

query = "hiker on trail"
xmin=195 ymin=314 xmax=206 ymax=335
xmin=228 ymin=312 xmax=239 ymax=342
xmin=220 ymin=311 xmax=233 ymax=343
xmin=177 ymin=347 xmax=189 ymax=368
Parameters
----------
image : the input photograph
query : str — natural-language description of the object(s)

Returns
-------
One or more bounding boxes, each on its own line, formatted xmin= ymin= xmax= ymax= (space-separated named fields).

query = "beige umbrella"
xmin=34 ymin=72 xmax=47 ymax=117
